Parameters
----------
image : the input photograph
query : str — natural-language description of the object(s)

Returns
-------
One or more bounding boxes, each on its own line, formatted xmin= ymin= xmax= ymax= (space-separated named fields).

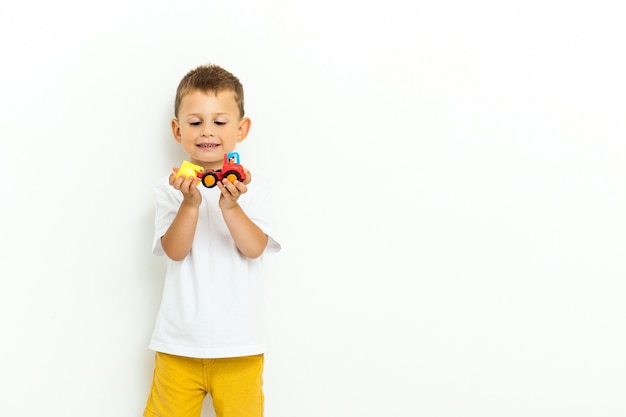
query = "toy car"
xmin=176 ymin=152 xmax=246 ymax=189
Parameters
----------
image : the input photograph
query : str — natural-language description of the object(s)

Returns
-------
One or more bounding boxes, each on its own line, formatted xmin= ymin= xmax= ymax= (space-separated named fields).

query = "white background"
xmin=1 ymin=1 xmax=625 ymax=416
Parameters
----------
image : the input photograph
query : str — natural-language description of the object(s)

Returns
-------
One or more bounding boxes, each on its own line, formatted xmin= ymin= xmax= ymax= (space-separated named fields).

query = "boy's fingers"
xmin=182 ymin=176 xmax=198 ymax=192
xmin=234 ymin=181 xmax=247 ymax=193
xmin=170 ymin=174 xmax=182 ymax=187
xmin=219 ymin=180 xmax=239 ymax=197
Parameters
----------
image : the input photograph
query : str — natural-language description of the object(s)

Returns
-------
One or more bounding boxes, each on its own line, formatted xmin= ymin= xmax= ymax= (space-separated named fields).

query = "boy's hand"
xmin=169 ymin=167 xmax=202 ymax=206
xmin=217 ymin=168 xmax=251 ymax=210
xmin=242 ymin=167 xmax=252 ymax=185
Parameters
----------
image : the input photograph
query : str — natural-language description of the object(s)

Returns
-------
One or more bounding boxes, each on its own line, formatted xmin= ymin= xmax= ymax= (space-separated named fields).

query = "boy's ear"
xmin=171 ymin=118 xmax=182 ymax=143
xmin=237 ymin=117 xmax=251 ymax=143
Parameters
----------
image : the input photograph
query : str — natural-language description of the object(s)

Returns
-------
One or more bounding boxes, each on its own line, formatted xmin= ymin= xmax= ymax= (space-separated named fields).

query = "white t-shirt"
xmin=149 ymin=172 xmax=281 ymax=358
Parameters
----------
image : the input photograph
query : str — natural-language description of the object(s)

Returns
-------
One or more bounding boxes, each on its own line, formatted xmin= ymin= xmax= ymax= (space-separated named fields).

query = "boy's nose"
xmin=201 ymin=127 xmax=214 ymax=137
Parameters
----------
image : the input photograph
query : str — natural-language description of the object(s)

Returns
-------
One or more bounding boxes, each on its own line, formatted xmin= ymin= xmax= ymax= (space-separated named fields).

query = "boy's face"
xmin=172 ymin=90 xmax=250 ymax=170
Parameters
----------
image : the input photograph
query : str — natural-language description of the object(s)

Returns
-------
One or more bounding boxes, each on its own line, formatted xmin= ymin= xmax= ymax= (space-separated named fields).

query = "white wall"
xmin=1 ymin=1 xmax=625 ymax=416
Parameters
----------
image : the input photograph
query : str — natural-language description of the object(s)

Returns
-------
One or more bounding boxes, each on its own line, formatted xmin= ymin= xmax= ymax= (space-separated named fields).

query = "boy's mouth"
xmin=197 ymin=143 xmax=220 ymax=149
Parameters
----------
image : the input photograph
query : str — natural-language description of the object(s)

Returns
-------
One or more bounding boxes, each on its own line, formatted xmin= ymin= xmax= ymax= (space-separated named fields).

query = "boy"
xmin=144 ymin=64 xmax=281 ymax=417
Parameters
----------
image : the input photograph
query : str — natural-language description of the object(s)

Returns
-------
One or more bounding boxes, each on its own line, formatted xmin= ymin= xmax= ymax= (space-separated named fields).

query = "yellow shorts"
xmin=144 ymin=352 xmax=264 ymax=417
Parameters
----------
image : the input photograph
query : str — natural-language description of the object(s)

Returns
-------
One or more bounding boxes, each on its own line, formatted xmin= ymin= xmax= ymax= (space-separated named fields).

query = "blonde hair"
xmin=174 ymin=64 xmax=245 ymax=118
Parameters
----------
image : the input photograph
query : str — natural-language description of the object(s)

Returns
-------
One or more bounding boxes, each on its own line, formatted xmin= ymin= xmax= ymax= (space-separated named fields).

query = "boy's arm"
xmin=222 ymin=203 xmax=268 ymax=259
xmin=161 ymin=172 xmax=201 ymax=261
xmin=218 ymin=173 xmax=268 ymax=259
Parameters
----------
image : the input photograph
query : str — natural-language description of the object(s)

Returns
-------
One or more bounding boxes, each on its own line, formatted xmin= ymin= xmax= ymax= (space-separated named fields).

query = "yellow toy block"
xmin=176 ymin=160 xmax=204 ymax=183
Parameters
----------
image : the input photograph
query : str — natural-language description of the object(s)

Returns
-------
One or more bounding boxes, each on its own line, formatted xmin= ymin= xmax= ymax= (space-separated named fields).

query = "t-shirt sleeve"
xmin=245 ymin=175 xmax=282 ymax=255
xmin=152 ymin=177 xmax=182 ymax=257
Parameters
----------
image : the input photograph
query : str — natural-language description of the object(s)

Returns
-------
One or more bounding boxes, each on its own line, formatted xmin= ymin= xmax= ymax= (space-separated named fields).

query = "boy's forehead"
xmin=180 ymin=89 xmax=238 ymax=112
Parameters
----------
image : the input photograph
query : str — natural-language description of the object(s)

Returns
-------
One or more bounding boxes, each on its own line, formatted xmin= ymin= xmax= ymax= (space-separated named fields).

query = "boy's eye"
xmin=214 ymin=121 xmax=226 ymax=126
xmin=190 ymin=121 xmax=201 ymax=126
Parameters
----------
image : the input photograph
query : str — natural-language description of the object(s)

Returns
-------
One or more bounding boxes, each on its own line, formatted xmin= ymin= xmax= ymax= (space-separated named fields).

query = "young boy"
xmin=144 ymin=64 xmax=281 ymax=417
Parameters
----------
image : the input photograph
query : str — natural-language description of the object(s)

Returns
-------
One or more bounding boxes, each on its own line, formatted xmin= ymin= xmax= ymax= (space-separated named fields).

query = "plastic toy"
xmin=176 ymin=152 xmax=246 ymax=189
xmin=176 ymin=160 xmax=204 ymax=184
